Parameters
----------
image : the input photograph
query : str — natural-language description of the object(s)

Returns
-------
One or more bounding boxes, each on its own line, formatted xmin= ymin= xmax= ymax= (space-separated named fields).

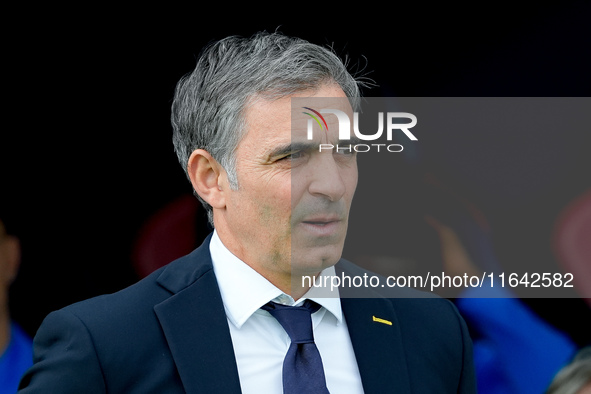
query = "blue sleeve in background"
xmin=0 ymin=323 xmax=33 ymax=394
xmin=456 ymin=285 xmax=578 ymax=394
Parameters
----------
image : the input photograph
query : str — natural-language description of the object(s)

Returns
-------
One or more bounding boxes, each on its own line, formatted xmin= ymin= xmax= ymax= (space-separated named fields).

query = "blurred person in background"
xmin=546 ymin=347 xmax=591 ymax=394
xmin=0 ymin=212 xmax=33 ymax=393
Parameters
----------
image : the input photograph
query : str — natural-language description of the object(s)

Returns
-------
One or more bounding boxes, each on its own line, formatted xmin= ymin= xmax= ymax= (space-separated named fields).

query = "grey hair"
xmin=546 ymin=347 xmax=591 ymax=394
xmin=171 ymin=31 xmax=368 ymax=225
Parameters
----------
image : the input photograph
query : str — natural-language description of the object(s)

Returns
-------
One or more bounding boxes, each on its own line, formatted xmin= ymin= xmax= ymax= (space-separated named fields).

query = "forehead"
xmin=241 ymin=84 xmax=352 ymax=146
xmin=291 ymin=96 xmax=353 ymax=143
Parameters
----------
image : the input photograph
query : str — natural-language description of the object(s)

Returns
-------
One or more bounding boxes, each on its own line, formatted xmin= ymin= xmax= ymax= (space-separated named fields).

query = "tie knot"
xmin=261 ymin=300 xmax=320 ymax=344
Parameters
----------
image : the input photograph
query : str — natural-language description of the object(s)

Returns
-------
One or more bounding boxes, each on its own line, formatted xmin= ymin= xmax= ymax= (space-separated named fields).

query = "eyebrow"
xmin=268 ymin=141 xmax=320 ymax=158
xmin=268 ymin=136 xmax=365 ymax=158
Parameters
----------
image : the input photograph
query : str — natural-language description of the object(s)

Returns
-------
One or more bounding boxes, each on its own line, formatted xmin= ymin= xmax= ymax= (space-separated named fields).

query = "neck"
xmin=214 ymin=226 xmax=318 ymax=300
xmin=212 ymin=228 xmax=319 ymax=300
xmin=250 ymin=268 xmax=317 ymax=301
xmin=288 ymin=275 xmax=315 ymax=301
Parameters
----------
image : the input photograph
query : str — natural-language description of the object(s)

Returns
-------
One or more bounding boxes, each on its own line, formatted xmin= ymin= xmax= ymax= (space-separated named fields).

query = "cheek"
xmin=289 ymin=176 xmax=308 ymax=209
xmin=255 ymin=174 xmax=293 ymax=219
xmin=257 ymin=188 xmax=292 ymax=227
xmin=345 ymin=167 xmax=358 ymax=200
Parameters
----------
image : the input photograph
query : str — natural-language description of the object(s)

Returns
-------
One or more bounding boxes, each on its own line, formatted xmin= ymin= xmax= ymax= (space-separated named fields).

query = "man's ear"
xmin=187 ymin=149 xmax=227 ymax=209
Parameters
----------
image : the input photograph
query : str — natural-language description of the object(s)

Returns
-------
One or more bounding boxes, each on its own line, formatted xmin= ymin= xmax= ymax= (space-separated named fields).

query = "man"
xmin=19 ymin=32 xmax=475 ymax=393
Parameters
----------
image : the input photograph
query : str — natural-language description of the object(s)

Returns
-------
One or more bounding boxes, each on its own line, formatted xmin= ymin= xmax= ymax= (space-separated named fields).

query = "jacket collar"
xmin=154 ymin=233 xmax=243 ymax=393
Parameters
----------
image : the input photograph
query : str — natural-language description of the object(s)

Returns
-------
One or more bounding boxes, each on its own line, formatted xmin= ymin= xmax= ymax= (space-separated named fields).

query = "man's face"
xmin=217 ymin=83 xmax=357 ymax=289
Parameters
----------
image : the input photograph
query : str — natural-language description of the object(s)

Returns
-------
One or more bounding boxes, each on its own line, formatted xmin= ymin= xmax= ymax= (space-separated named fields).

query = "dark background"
xmin=3 ymin=2 xmax=590 ymax=346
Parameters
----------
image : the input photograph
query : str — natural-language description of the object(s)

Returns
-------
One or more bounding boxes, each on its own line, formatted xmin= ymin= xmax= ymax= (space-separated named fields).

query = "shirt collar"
xmin=209 ymin=230 xmax=343 ymax=328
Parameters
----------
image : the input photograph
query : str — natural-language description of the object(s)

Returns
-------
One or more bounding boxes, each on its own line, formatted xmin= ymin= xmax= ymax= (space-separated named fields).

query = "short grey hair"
xmin=546 ymin=347 xmax=591 ymax=394
xmin=171 ymin=31 xmax=367 ymax=225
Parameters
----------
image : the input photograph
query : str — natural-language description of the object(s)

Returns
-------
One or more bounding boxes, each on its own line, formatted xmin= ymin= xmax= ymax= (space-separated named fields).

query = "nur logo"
xmin=302 ymin=107 xmax=329 ymax=134
xmin=302 ymin=107 xmax=418 ymax=153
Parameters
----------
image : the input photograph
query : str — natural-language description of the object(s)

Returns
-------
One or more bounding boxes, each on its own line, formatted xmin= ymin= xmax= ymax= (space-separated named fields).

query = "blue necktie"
xmin=261 ymin=300 xmax=330 ymax=394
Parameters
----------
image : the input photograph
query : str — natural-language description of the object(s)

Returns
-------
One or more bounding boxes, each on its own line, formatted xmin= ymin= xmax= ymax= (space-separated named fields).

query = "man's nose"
xmin=307 ymin=155 xmax=348 ymax=202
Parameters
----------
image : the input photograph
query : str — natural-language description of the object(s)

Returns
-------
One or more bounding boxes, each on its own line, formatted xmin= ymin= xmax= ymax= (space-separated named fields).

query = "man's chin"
xmin=289 ymin=246 xmax=343 ymax=274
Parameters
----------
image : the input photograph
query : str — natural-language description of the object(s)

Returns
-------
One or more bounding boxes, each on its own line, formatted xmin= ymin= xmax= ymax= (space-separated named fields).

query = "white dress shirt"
xmin=209 ymin=230 xmax=365 ymax=394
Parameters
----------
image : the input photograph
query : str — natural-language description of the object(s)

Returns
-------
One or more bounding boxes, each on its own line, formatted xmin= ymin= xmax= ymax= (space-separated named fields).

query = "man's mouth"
xmin=303 ymin=221 xmax=335 ymax=225
xmin=301 ymin=216 xmax=341 ymax=225
xmin=297 ymin=215 xmax=344 ymax=236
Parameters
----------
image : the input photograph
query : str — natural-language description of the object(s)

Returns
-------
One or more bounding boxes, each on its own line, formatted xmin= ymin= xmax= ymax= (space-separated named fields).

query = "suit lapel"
xmin=341 ymin=297 xmax=411 ymax=393
xmin=153 ymin=235 xmax=242 ymax=393
xmin=338 ymin=263 xmax=411 ymax=393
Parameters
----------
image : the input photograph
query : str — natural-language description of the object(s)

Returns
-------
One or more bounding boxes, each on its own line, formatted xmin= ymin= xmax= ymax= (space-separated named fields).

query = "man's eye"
xmin=335 ymin=145 xmax=357 ymax=155
xmin=279 ymin=151 xmax=304 ymax=161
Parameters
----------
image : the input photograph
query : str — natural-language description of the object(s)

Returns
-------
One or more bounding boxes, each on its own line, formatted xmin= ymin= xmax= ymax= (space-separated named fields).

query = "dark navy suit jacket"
xmin=18 ymin=234 xmax=476 ymax=393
